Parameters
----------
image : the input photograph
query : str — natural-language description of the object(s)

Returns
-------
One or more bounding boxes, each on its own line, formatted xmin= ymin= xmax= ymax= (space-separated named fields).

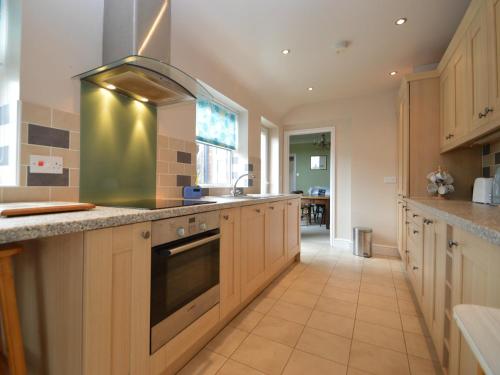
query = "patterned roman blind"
xmin=196 ymin=100 xmax=237 ymax=150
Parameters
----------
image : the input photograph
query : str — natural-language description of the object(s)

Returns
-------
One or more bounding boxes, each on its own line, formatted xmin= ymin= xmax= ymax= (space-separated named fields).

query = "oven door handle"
xmin=161 ymin=233 xmax=221 ymax=256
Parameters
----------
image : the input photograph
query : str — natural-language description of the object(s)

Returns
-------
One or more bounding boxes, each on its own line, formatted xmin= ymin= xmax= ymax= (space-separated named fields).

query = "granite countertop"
xmin=0 ymin=194 xmax=299 ymax=245
xmin=407 ymin=198 xmax=500 ymax=246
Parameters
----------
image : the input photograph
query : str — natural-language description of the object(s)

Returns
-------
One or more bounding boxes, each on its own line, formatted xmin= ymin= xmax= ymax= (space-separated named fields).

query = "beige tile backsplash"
xmin=0 ymin=101 xmax=81 ymax=203
xmin=1 ymin=102 xmax=262 ymax=204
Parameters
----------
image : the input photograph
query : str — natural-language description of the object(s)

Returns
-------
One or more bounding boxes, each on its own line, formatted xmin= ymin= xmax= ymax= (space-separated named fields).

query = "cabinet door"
xmin=441 ymin=65 xmax=455 ymax=147
xmin=83 ymin=222 xmax=151 ymax=375
xmin=448 ymin=228 xmax=500 ymax=375
xmin=220 ymin=208 xmax=241 ymax=319
xmin=422 ymin=219 xmax=436 ymax=328
xmin=397 ymin=86 xmax=409 ymax=197
xmin=488 ymin=0 xmax=500 ymax=123
xmin=240 ymin=204 xmax=267 ymax=301
xmin=265 ymin=201 xmax=287 ymax=278
xmin=468 ymin=2 xmax=491 ymax=130
xmin=286 ymin=199 xmax=300 ymax=260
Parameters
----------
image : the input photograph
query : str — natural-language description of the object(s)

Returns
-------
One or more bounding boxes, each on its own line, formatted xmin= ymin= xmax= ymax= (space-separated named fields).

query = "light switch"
xmin=29 ymin=155 xmax=63 ymax=174
xmin=384 ymin=176 xmax=397 ymax=184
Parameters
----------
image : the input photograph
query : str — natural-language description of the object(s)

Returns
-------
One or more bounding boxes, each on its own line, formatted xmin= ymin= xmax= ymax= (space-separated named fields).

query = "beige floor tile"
xmin=230 ymin=309 xmax=265 ymax=332
xmin=280 ymin=289 xmax=319 ymax=309
xmin=358 ymin=292 xmax=399 ymax=312
xmin=359 ymin=283 xmax=397 ymax=298
xmin=216 ymin=359 xmax=265 ymax=375
xmin=288 ymin=278 xmax=326 ymax=296
xmin=300 ymin=271 xmax=330 ymax=283
xmin=282 ymin=349 xmax=347 ymax=375
xmin=331 ymin=271 xmax=362 ymax=281
xmin=408 ymin=355 xmax=443 ymax=375
xmin=261 ymin=283 xmax=287 ymax=299
xmin=398 ymin=299 xmax=420 ymax=317
xmin=231 ymin=334 xmax=293 ymax=375
xmin=404 ymin=332 xmax=434 ymax=360
xmin=315 ymin=296 xmax=357 ymax=318
xmin=401 ymin=314 xmax=427 ymax=336
xmin=206 ymin=326 xmax=248 ymax=357
xmin=247 ymin=296 xmax=277 ymax=314
xmin=349 ymin=340 xmax=410 ymax=375
xmin=177 ymin=349 xmax=226 ymax=375
xmin=355 ymin=304 xmax=402 ymax=330
xmin=321 ymin=285 xmax=359 ymax=303
xmin=353 ymin=320 xmax=406 ymax=352
xmin=396 ymin=288 xmax=414 ymax=302
xmin=307 ymin=310 xmax=355 ymax=338
xmin=296 ymin=326 xmax=351 ymax=364
xmin=347 ymin=368 xmax=373 ymax=375
xmin=252 ymin=315 xmax=304 ymax=347
xmin=327 ymin=277 xmax=361 ymax=291
xmin=268 ymin=300 xmax=313 ymax=324
xmin=361 ymin=275 xmax=395 ymax=288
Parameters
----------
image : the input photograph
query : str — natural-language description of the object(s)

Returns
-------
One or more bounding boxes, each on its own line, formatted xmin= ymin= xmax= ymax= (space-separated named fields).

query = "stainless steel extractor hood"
xmin=75 ymin=0 xmax=212 ymax=106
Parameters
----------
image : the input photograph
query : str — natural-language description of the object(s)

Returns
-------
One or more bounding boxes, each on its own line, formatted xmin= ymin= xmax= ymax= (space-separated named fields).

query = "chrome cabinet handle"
xmin=485 ymin=107 xmax=494 ymax=115
xmin=255 ymin=209 xmax=261 ymax=213
xmin=413 ymin=266 xmax=419 ymax=270
xmin=269 ymin=206 xmax=275 ymax=210
xmin=413 ymin=230 xmax=419 ymax=234
xmin=448 ymin=240 xmax=458 ymax=248
xmin=412 ymin=214 xmax=418 ymax=218
xmin=223 ymin=215 xmax=229 ymax=220
xmin=141 ymin=230 xmax=151 ymax=239
xmin=288 ymin=202 xmax=292 ymax=206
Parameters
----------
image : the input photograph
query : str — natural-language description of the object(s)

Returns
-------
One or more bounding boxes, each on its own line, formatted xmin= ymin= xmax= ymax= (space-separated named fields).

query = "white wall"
xmin=20 ymin=0 xmax=104 ymax=113
xmin=283 ymin=90 xmax=398 ymax=250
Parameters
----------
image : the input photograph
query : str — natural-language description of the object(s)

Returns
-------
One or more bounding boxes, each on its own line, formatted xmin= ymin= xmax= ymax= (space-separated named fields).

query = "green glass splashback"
xmin=80 ymin=81 xmax=157 ymax=204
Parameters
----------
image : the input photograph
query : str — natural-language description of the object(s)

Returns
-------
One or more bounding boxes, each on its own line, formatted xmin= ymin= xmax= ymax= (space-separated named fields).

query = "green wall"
xmin=80 ymin=81 xmax=157 ymax=204
xmin=290 ymin=142 xmax=330 ymax=193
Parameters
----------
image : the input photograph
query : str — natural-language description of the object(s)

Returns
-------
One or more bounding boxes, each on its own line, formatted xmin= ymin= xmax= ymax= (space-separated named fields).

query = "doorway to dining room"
xmin=284 ymin=127 xmax=335 ymax=246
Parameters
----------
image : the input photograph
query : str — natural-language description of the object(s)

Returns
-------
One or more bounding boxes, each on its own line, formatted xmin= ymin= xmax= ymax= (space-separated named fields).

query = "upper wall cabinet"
xmin=440 ymin=0 xmax=500 ymax=152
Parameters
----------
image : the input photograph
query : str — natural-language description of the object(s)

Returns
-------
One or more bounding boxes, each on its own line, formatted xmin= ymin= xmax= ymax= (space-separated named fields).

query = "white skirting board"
xmin=333 ymin=238 xmax=399 ymax=257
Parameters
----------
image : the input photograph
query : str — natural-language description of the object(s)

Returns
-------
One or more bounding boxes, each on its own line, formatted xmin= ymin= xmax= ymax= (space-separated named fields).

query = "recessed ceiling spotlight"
xmin=395 ymin=17 xmax=407 ymax=25
xmin=389 ymin=71 xmax=398 ymax=76
xmin=308 ymin=87 xmax=313 ymax=91
xmin=138 ymin=96 xmax=149 ymax=102
xmin=282 ymin=49 xmax=290 ymax=55
xmin=105 ymin=83 xmax=116 ymax=90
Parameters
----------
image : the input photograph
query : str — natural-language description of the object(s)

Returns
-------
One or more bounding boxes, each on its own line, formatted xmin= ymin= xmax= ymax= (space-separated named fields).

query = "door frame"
xmin=289 ymin=153 xmax=297 ymax=192
xmin=283 ymin=127 xmax=336 ymax=245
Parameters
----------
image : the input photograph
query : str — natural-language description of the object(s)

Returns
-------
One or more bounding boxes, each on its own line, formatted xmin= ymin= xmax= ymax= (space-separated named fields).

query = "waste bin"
xmin=353 ymin=227 xmax=372 ymax=258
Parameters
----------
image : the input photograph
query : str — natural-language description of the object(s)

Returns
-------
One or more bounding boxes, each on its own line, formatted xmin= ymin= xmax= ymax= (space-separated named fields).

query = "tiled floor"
xmin=178 ymin=229 xmax=443 ymax=375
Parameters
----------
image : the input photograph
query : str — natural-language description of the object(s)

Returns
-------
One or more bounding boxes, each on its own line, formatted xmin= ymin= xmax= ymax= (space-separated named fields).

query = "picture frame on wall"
xmin=310 ymin=155 xmax=327 ymax=170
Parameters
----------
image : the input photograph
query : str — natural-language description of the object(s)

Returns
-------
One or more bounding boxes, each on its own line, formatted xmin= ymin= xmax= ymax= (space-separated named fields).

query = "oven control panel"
xmin=152 ymin=211 xmax=220 ymax=247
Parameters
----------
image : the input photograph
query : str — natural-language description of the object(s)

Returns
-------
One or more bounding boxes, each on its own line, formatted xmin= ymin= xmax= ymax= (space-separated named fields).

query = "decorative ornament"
xmin=426 ymin=166 xmax=454 ymax=198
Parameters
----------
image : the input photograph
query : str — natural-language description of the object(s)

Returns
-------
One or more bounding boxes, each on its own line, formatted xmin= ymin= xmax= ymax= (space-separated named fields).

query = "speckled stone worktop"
xmin=0 ymin=194 xmax=299 ymax=245
xmin=407 ymin=198 xmax=500 ymax=246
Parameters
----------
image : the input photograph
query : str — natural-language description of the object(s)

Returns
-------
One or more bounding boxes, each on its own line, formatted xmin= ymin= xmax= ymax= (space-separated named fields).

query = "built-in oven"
xmin=150 ymin=211 xmax=220 ymax=353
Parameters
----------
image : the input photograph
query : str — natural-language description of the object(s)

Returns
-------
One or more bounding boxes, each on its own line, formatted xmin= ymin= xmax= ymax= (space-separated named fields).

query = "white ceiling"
xmin=172 ymin=0 xmax=470 ymax=118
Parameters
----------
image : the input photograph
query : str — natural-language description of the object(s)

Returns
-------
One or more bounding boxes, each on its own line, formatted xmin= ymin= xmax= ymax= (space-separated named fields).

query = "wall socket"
xmin=29 ymin=155 xmax=63 ymax=174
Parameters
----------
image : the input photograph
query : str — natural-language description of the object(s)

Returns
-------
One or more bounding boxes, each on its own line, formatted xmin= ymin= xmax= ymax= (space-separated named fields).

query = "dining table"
xmin=300 ymin=195 xmax=330 ymax=229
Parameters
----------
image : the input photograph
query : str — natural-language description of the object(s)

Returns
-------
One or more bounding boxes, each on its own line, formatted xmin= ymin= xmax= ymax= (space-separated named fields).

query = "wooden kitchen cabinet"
xmin=488 ymin=0 xmax=500 ymax=123
xmin=219 ymin=208 xmax=241 ymax=319
xmin=448 ymin=227 xmax=500 ymax=375
xmin=286 ymin=198 xmax=300 ymax=260
xmin=83 ymin=222 xmax=151 ymax=375
xmin=240 ymin=203 xmax=267 ymax=301
xmin=265 ymin=201 xmax=287 ymax=278
xmin=441 ymin=39 xmax=469 ymax=147
xmin=468 ymin=1 xmax=491 ymax=131
xmin=397 ymin=85 xmax=410 ymax=197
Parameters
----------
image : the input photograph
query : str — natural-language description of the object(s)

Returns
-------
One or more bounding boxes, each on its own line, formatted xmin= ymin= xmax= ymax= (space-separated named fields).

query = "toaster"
xmin=472 ymin=178 xmax=493 ymax=204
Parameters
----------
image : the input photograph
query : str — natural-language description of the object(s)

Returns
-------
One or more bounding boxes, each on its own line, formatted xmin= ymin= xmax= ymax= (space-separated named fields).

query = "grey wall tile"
xmin=176 ymin=175 xmax=191 ymax=187
xmin=27 ymin=168 xmax=69 ymax=186
xmin=28 ymin=124 xmax=70 ymax=148
xmin=176 ymin=151 xmax=192 ymax=164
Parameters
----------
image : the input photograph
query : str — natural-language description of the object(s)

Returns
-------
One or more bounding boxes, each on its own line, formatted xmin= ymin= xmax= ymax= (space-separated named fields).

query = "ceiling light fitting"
xmin=282 ymin=49 xmax=290 ymax=55
xmin=395 ymin=17 xmax=407 ymax=25
xmin=308 ymin=87 xmax=313 ymax=91
xmin=389 ymin=71 xmax=398 ymax=76
xmin=105 ymin=83 xmax=116 ymax=90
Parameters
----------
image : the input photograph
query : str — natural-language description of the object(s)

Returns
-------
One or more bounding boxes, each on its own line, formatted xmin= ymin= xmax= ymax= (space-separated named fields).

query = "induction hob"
xmin=100 ymin=199 xmax=216 ymax=210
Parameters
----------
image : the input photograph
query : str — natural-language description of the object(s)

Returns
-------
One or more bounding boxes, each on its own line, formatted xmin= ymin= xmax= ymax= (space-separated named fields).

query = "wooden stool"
xmin=0 ymin=246 xmax=26 ymax=375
